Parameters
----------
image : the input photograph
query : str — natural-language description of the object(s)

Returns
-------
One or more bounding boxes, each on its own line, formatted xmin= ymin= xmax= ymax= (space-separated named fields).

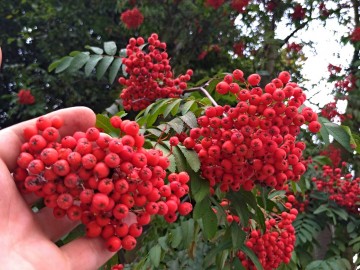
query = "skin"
xmin=0 ymin=107 xmax=116 ymax=270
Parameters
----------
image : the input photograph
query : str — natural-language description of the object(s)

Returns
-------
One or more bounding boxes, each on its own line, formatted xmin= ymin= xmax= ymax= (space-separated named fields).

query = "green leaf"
xmin=181 ymin=100 xmax=196 ymax=114
xmin=104 ymin=41 xmax=117 ymax=56
xmin=190 ymin=173 xmax=210 ymax=202
xmin=352 ymin=133 xmax=360 ymax=153
xmin=96 ymin=56 xmax=114 ymax=80
xmin=108 ymin=57 xmax=122 ymax=84
xmin=320 ymin=261 xmax=332 ymax=270
xmin=240 ymin=246 xmax=264 ymax=270
xmin=69 ymin=50 xmax=81 ymax=57
xmin=341 ymin=125 xmax=357 ymax=150
xmin=68 ymin=52 xmax=90 ymax=72
xmin=95 ymin=114 xmax=119 ymax=136
xmin=231 ymin=223 xmax=246 ymax=249
xmin=268 ymin=190 xmax=286 ymax=200
xmin=48 ymin=59 xmax=61 ymax=72
xmin=119 ymin=48 xmax=127 ymax=57
xmin=177 ymin=145 xmax=200 ymax=172
xmin=318 ymin=117 xmax=330 ymax=145
xmin=163 ymin=99 xmax=182 ymax=118
xmin=85 ymin=45 xmax=103 ymax=54
xmin=193 ymin=197 xmax=210 ymax=220
xmin=227 ymin=192 xmax=252 ymax=227
xmin=168 ymin=117 xmax=184 ymax=133
xmin=323 ymin=122 xmax=353 ymax=152
xmin=146 ymin=128 xmax=163 ymax=137
xmin=55 ymin=56 xmax=73 ymax=73
xmin=84 ymin=55 xmax=103 ymax=76
xmin=349 ymin=236 xmax=360 ymax=246
xmin=330 ymin=207 xmax=348 ymax=221
xmin=181 ymin=218 xmax=195 ymax=248
xmin=232 ymin=258 xmax=246 ymax=270
xmin=347 ymin=221 xmax=356 ymax=233
xmin=170 ymin=226 xmax=182 ymax=249
xmin=313 ymin=204 xmax=328 ymax=215
xmin=305 ymin=260 xmax=322 ymax=270
xmin=255 ymin=205 xmax=266 ymax=233
xmin=165 ymin=142 xmax=186 ymax=172
xmin=149 ymin=244 xmax=161 ymax=268
xmin=144 ymin=99 xmax=171 ymax=127
xmin=204 ymin=239 xmax=232 ymax=267
xmin=180 ymin=111 xmax=198 ymax=128
xmin=202 ymin=206 xmax=218 ymax=239
xmin=158 ymin=236 xmax=169 ymax=252
xmin=312 ymin=155 xmax=332 ymax=165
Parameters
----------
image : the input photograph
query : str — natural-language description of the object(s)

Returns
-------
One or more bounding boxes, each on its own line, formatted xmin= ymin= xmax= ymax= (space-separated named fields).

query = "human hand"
xmin=0 ymin=107 xmax=117 ymax=270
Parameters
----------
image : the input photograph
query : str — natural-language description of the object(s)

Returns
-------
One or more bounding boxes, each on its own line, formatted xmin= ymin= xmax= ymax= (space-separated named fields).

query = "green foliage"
xmin=48 ymin=41 xmax=123 ymax=84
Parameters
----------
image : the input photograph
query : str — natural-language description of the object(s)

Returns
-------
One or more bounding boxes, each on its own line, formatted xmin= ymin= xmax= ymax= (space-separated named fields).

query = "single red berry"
xmin=106 ymin=236 xmax=122 ymax=252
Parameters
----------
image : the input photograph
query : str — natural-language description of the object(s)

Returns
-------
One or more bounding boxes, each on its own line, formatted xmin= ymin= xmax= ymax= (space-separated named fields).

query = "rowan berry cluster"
xmin=118 ymin=34 xmax=193 ymax=111
xmin=231 ymin=0 xmax=250 ymax=13
xmin=205 ymin=0 xmax=224 ymax=9
xmin=291 ymin=4 xmax=306 ymax=21
xmin=18 ymin=89 xmax=35 ymax=105
xmin=285 ymin=192 xmax=309 ymax=213
xmin=120 ymin=7 xmax=144 ymax=29
xmin=319 ymin=144 xmax=342 ymax=167
xmin=182 ymin=70 xmax=320 ymax=192
xmin=237 ymin=209 xmax=298 ymax=269
xmin=13 ymin=115 xmax=192 ymax=252
xmin=312 ymin=165 xmax=360 ymax=214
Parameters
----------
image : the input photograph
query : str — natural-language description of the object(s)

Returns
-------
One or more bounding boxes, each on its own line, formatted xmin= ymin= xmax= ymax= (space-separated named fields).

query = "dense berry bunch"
xmin=291 ymin=4 xmax=306 ymax=21
xmin=231 ymin=0 xmax=250 ymax=13
xmin=320 ymin=101 xmax=349 ymax=123
xmin=13 ymin=115 xmax=192 ymax=251
xmin=285 ymin=192 xmax=309 ymax=213
xmin=205 ymin=0 xmax=224 ymax=9
xmin=319 ymin=144 xmax=342 ymax=167
xmin=335 ymin=73 xmax=356 ymax=92
xmin=182 ymin=70 xmax=320 ymax=192
xmin=312 ymin=165 xmax=360 ymax=214
xmin=286 ymin=42 xmax=303 ymax=53
xmin=120 ymin=8 xmax=144 ymax=29
xmin=233 ymin=42 xmax=245 ymax=57
xmin=118 ymin=34 xmax=193 ymax=111
xmin=350 ymin=27 xmax=360 ymax=43
xmin=18 ymin=89 xmax=35 ymax=105
xmin=237 ymin=209 xmax=298 ymax=269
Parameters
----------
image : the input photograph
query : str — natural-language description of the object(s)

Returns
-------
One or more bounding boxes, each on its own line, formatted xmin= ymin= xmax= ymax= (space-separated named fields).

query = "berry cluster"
xmin=12 ymin=115 xmax=192 ymax=251
xmin=118 ymin=34 xmax=193 ymax=111
xmin=291 ymin=4 xmax=306 ymax=21
xmin=18 ymin=89 xmax=35 ymax=105
xmin=319 ymin=144 xmax=342 ymax=167
xmin=231 ymin=0 xmax=250 ymax=13
xmin=120 ymin=7 xmax=144 ymax=29
xmin=182 ymin=70 xmax=320 ymax=192
xmin=233 ymin=42 xmax=245 ymax=57
xmin=237 ymin=209 xmax=298 ymax=269
xmin=312 ymin=165 xmax=360 ymax=214
xmin=205 ymin=0 xmax=224 ymax=9
xmin=285 ymin=192 xmax=309 ymax=213
xmin=350 ymin=26 xmax=360 ymax=43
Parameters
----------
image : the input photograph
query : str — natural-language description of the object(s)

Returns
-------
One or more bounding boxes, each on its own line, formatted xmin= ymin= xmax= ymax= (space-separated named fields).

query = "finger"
xmin=0 ymin=106 xmax=96 ymax=171
xmin=0 ymin=160 xmax=30 ymax=222
xmin=34 ymin=207 xmax=80 ymax=241
xmin=61 ymin=237 xmax=115 ymax=270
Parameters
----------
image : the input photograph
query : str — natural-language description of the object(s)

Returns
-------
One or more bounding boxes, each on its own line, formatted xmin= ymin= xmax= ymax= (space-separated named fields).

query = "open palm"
xmin=0 ymin=107 xmax=115 ymax=270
